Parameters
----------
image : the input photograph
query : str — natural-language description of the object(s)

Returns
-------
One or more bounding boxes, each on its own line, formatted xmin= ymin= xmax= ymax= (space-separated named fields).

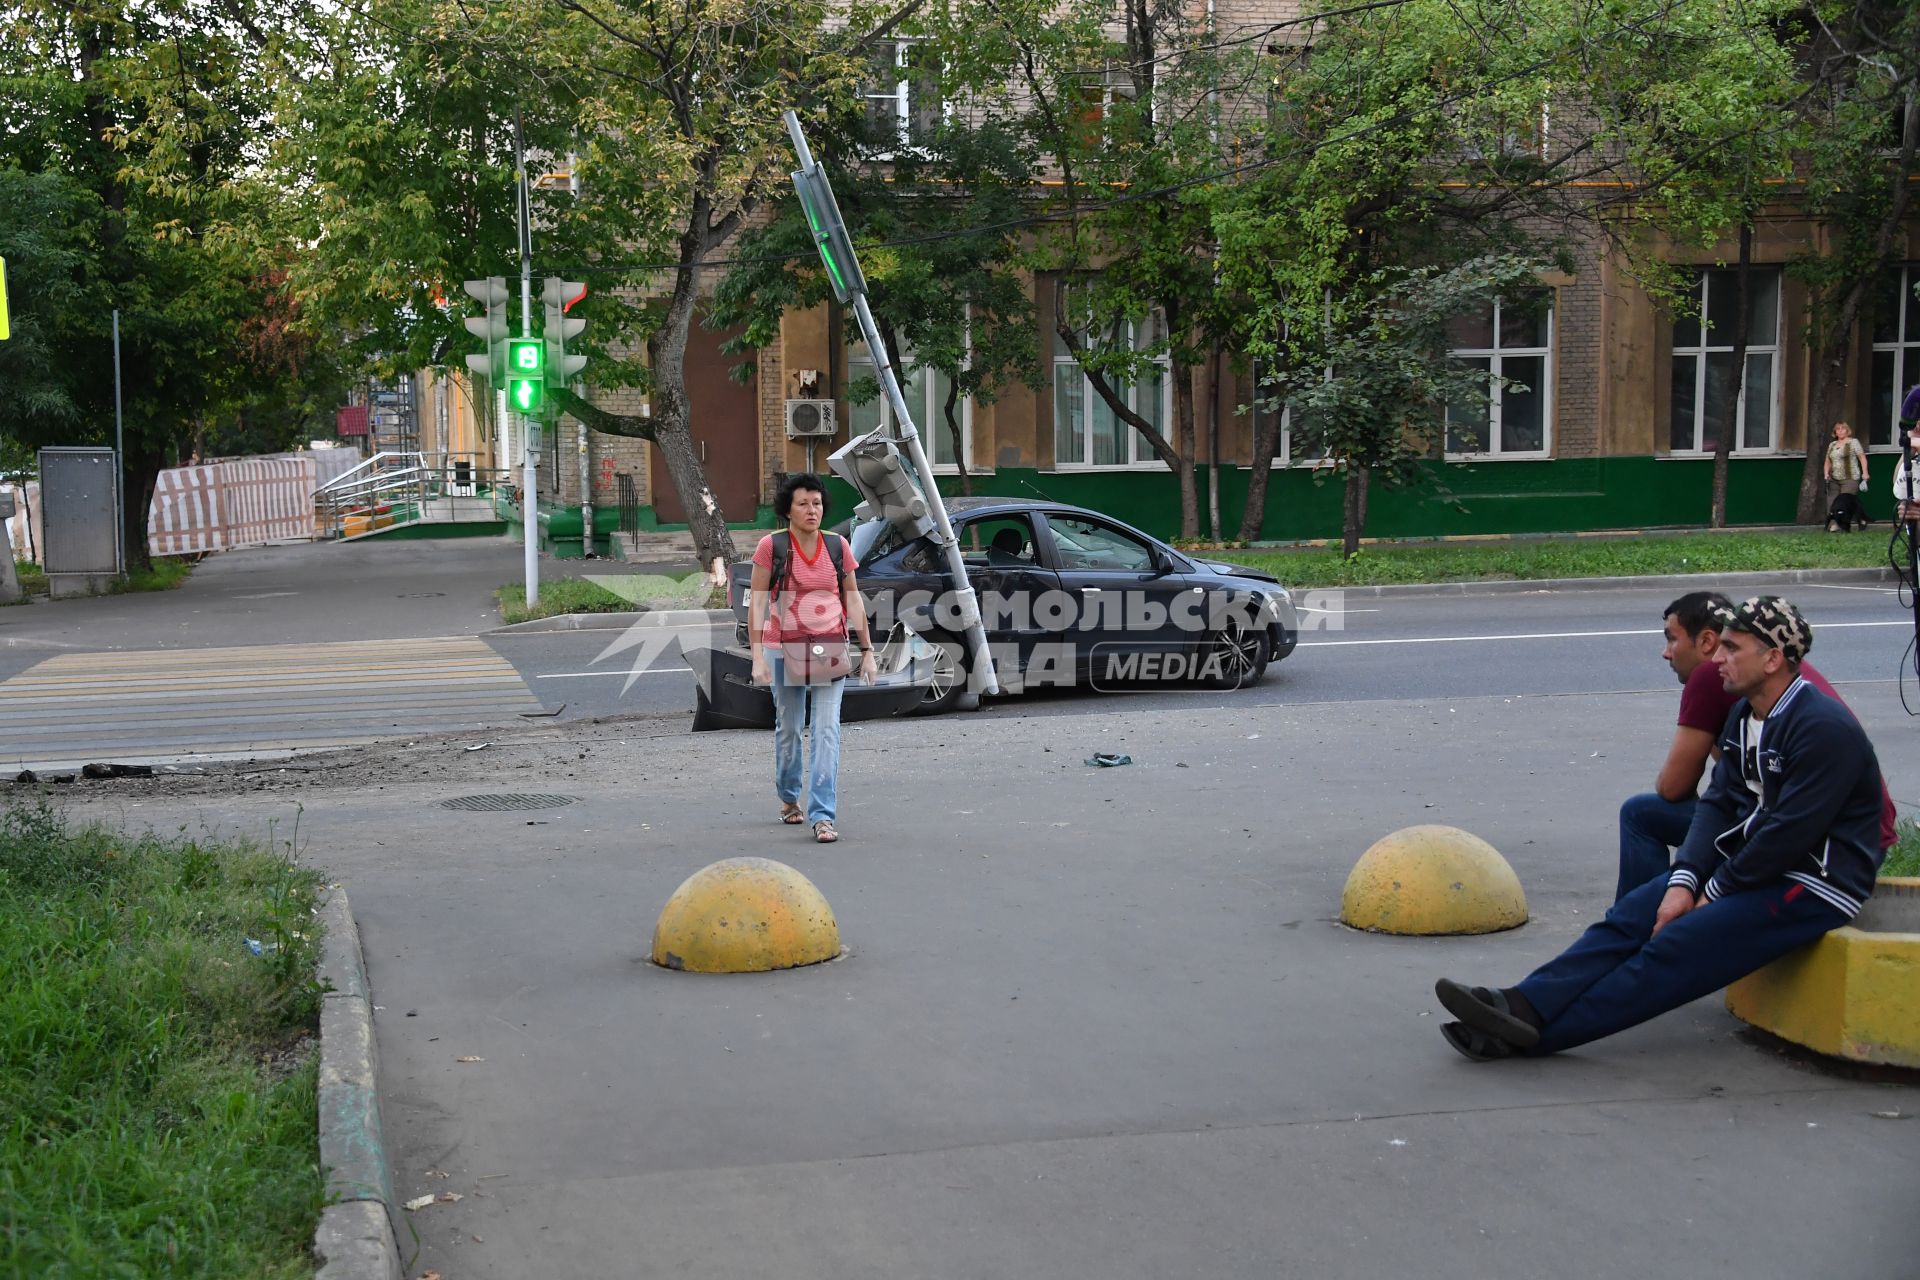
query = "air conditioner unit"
xmin=784 ymin=399 xmax=838 ymax=439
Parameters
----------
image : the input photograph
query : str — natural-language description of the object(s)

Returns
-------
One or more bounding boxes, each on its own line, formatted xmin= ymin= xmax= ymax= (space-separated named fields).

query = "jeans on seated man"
xmin=1616 ymin=592 xmax=1895 ymax=902
xmin=1442 ymin=596 xmax=1887 ymax=1061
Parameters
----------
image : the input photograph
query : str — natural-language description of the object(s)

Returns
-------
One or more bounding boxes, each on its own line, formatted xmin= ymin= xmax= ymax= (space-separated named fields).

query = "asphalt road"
xmin=484 ymin=580 xmax=1920 ymax=725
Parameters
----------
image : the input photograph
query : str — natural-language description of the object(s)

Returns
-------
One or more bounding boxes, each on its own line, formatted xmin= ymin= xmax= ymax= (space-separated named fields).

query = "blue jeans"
xmin=1617 ymin=792 xmax=1697 ymax=903
xmin=769 ymin=653 xmax=845 ymax=825
xmin=1516 ymin=874 xmax=1847 ymax=1055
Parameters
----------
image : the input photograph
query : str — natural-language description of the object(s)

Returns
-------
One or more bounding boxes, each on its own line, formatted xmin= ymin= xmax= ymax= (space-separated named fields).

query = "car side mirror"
xmin=1150 ymin=553 xmax=1174 ymax=577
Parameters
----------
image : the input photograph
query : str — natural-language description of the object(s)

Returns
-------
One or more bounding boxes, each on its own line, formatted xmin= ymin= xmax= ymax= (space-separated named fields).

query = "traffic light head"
xmin=506 ymin=338 xmax=544 ymax=414
xmin=827 ymin=431 xmax=932 ymax=538
xmin=462 ymin=276 xmax=510 ymax=382
xmin=791 ymin=166 xmax=867 ymax=304
xmin=541 ymin=277 xmax=588 ymax=384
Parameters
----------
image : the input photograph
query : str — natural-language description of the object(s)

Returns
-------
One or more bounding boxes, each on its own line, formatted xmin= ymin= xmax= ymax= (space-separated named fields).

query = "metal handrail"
xmin=315 ymin=453 xmax=508 ymax=538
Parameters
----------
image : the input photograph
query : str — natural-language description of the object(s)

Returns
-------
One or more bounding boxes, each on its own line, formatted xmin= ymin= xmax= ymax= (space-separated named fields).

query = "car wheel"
xmin=1204 ymin=619 xmax=1270 ymax=690
xmin=912 ymin=628 xmax=971 ymax=715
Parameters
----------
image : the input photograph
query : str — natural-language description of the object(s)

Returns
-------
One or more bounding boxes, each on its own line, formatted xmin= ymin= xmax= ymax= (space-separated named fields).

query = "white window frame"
xmin=1444 ymin=293 xmax=1555 ymax=460
xmin=864 ymin=40 xmax=945 ymax=158
xmin=846 ymin=339 xmax=974 ymax=474
xmin=1868 ymin=263 xmax=1919 ymax=452
xmin=1050 ymin=294 xmax=1174 ymax=472
xmin=1669 ymin=267 xmax=1783 ymax=455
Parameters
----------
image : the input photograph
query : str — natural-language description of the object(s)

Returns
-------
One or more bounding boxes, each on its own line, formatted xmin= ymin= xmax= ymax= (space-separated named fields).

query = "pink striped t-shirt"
xmin=752 ymin=532 xmax=857 ymax=645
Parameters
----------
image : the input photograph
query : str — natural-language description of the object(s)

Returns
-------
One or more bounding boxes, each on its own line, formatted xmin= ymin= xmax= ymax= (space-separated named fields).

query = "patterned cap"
xmin=1712 ymin=595 xmax=1812 ymax=663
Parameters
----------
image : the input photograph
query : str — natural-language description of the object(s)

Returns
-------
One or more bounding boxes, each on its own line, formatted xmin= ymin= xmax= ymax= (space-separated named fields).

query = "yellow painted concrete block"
xmin=651 ymin=857 xmax=841 ymax=974
xmin=1339 ymin=825 xmax=1528 ymax=936
xmin=1726 ymin=922 xmax=1920 ymax=1068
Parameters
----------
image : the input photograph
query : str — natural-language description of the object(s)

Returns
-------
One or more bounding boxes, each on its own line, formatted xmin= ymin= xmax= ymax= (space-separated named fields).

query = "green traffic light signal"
xmin=506 ymin=338 xmax=544 ymax=414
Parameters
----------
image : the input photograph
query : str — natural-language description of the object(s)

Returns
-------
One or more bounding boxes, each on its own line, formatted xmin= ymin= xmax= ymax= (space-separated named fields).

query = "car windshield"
xmin=849 ymin=517 xmax=899 ymax=562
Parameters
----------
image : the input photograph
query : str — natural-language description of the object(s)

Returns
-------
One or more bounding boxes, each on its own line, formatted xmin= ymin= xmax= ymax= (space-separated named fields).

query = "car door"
xmin=952 ymin=513 xmax=1063 ymax=683
xmin=1036 ymin=512 xmax=1191 ymax=669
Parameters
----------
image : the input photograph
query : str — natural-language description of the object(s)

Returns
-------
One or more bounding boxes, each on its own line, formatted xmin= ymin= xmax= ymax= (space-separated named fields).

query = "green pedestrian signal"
xmin=506 ymin=338 xmax=544 ymax=414
xmin=790 ymin=165 xmax=867 ymax=304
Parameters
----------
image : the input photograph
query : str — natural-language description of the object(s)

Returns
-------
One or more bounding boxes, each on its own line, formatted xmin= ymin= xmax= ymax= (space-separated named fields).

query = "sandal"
xmin=1435 ymin=978 xmax=1541 ymax=1048
xmin=1441 ymin=1021 xmax=1513 ymax=1062
xmin=813 ymin=820 xmax=838 ymax=844
xmin=779 ymin=801 xmax=804 ymax=825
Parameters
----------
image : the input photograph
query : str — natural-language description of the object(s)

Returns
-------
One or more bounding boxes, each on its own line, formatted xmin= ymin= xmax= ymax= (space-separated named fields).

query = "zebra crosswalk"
xmin=0 ymin=636 xmax=544 ymax=771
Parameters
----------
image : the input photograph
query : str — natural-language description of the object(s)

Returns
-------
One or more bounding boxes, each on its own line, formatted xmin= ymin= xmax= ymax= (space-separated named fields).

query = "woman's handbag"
xmin=781 ymin=629 xmax=854 ymax=684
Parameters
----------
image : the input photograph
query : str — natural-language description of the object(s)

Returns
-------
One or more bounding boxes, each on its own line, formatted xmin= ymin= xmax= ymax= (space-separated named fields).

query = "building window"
xmin=1869 ymin=264 xmax=1920 ymax=449
xmin=847 ymin=344 xmax=971 ymax=471
xmin=1669 ymin=267 xmax=1781 ymax=453
xmin=864 ymin=41 xmax=941 ymax=153
xmin=1445 ymin=290 xmax=1553 ymax=457
xmin=1051 ymin=293 xmax=1172 ymax=469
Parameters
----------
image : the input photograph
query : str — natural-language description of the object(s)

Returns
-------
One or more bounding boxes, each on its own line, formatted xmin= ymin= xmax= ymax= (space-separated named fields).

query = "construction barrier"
xmin=148 ymin=456 xmax=320 ymax=556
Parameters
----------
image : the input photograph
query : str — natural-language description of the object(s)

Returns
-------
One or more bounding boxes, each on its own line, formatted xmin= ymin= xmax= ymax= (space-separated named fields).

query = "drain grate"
xmin=437 ymin=793 xmax=579 ymax=812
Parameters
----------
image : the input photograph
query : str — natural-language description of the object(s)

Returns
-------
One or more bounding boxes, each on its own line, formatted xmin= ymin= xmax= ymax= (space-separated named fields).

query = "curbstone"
xmin=314 ymin=890 xmax=402 ymax=1280
xmin=1294 ymin=566 xmax=1899 ymax=600
xmin=487 ymin=608 xmax=732 ymax=634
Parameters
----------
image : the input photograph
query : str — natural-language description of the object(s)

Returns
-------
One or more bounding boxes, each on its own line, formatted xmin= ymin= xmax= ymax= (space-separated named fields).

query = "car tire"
xmin=1204 ymin=618 xmax=1271 ymax=690
xmin=912 ymin=628 xmax=972 ymax=715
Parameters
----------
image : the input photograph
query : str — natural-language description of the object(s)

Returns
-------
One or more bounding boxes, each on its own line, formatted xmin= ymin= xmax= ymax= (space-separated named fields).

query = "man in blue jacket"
xmin=1435 ymin=596 xmax=1888 ymax=1060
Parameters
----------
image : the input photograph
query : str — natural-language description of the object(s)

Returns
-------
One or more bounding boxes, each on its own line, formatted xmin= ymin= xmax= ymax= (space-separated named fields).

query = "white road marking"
xmin=535 ymin=667 xmax=693 ymax=679
xmin=1799 ymin=583 xmax=1900 ymax=593
xmin=1298 ymin=619 xmax=1912 ymax=648
xmin=1296 ymin=605 xmax=1380 ymax=614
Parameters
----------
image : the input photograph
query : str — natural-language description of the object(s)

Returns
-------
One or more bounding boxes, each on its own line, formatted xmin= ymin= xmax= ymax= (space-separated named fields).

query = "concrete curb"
xmin=488 ymin=607 xmax=733 ymax=634
xmin=313 ymin=890 xmax=403 ymax=1280
xmin=1302 ymin=566 xmax=1900 ymax=600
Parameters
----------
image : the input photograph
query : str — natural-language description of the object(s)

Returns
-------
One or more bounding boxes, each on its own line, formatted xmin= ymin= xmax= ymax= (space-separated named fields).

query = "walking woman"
xmin=1824 ymin=421 xmax=1870 ymax=530
xmin=748 ymin=473 xmax=877 ymax=844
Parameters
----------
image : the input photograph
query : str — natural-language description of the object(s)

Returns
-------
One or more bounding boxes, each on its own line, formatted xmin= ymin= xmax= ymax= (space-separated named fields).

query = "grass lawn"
xmin=498 ymin=571 xmax=725 ymax=622
xmin=1207 ymin=529 xmax=1896 ymax=589
xmin=6 ymin=556 xmax=193 ymax=601
xmin=1886 ymin=818 xmax=1920 ymax=878
xmin=0 ymin=804 xmax=326 ymax=1277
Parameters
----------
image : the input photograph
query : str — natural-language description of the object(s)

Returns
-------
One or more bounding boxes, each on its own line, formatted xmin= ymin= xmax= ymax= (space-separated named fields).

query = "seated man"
xmin=1618 ymin=591 xmax=1894 ymax=902
xmin=1438 ymin=597 xmax=1887 ymax=1061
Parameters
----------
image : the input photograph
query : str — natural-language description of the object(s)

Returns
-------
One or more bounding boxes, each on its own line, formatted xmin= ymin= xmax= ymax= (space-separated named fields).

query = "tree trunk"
xmin=942 ymin=378 xmax=972 ymax=497
xmin=1712 ymin=222 xmax=1753 ymax=529
xmin=1172 ymin=351 xmax=1199 ymax=541
xmin=1341 ymin=464 xmax=1369 ymax=560
xmin=1237 ymin=374 xmax=1284 ymax=543
xmin=646 ymin=257 xmax=738 ymax=571
xmin=122 ymin=444 xmax=164 ymax=573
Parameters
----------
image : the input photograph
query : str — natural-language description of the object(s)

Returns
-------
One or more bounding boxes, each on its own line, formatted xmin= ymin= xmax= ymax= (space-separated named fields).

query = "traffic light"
xmin=828 ymin=431 xmax=933 ymax=538
xmin=541 ymin=277 xmax=588 ymax=385
xmin=462 ymin=276 xmax=510 ymax=382
xmin=505 ymin=338 xmax=544 ymax=415
xmin=790 ymin=164 xmax=867 ymax=304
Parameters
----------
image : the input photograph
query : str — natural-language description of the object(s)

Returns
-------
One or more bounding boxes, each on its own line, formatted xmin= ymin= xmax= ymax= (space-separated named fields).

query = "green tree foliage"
xmin=1789 ymin=0 xmax=1920 ymax=522
xmin=710 ymin=27 xmax=1041 ymax=495
xmin=0 ymin=0 xmax=345 ymax=566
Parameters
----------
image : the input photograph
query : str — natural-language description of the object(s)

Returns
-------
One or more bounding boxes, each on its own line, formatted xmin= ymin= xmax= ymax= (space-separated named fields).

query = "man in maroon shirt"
xmin=1617 ymin=590 xmax=1895 ymax=901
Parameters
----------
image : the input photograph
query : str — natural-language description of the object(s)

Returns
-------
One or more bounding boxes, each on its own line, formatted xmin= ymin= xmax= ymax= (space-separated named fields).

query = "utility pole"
xmin=112 ymin=308 xmax=125 ymax=575
xmin=515 ymin=111 xmax=539 ymax=606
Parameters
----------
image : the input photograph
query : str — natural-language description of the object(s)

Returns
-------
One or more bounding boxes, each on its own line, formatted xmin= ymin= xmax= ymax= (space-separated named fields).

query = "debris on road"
xmin=81 ymin=762 xmax=155 ymax=778
xmin=1084 ymin=753 xmax=1133 ymax=767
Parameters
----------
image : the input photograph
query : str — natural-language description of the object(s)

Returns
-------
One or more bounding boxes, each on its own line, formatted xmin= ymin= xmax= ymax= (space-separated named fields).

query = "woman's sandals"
xmin=813 ymin=820 xmax=838 ymax=844
xmin=779 ymin=801 xmax=804 ymax=825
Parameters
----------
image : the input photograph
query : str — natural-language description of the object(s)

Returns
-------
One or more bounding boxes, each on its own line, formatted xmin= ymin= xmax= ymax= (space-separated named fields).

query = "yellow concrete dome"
xmin=651 ymin=857 xmax=841 ymax=973
xmin=1339 ymin=825 xmax=1527 ymax=935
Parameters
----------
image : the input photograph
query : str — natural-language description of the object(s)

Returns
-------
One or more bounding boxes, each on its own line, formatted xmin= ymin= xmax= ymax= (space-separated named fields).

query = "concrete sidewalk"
xmin=78 ymin=686 xmax=1920 ymax=1279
